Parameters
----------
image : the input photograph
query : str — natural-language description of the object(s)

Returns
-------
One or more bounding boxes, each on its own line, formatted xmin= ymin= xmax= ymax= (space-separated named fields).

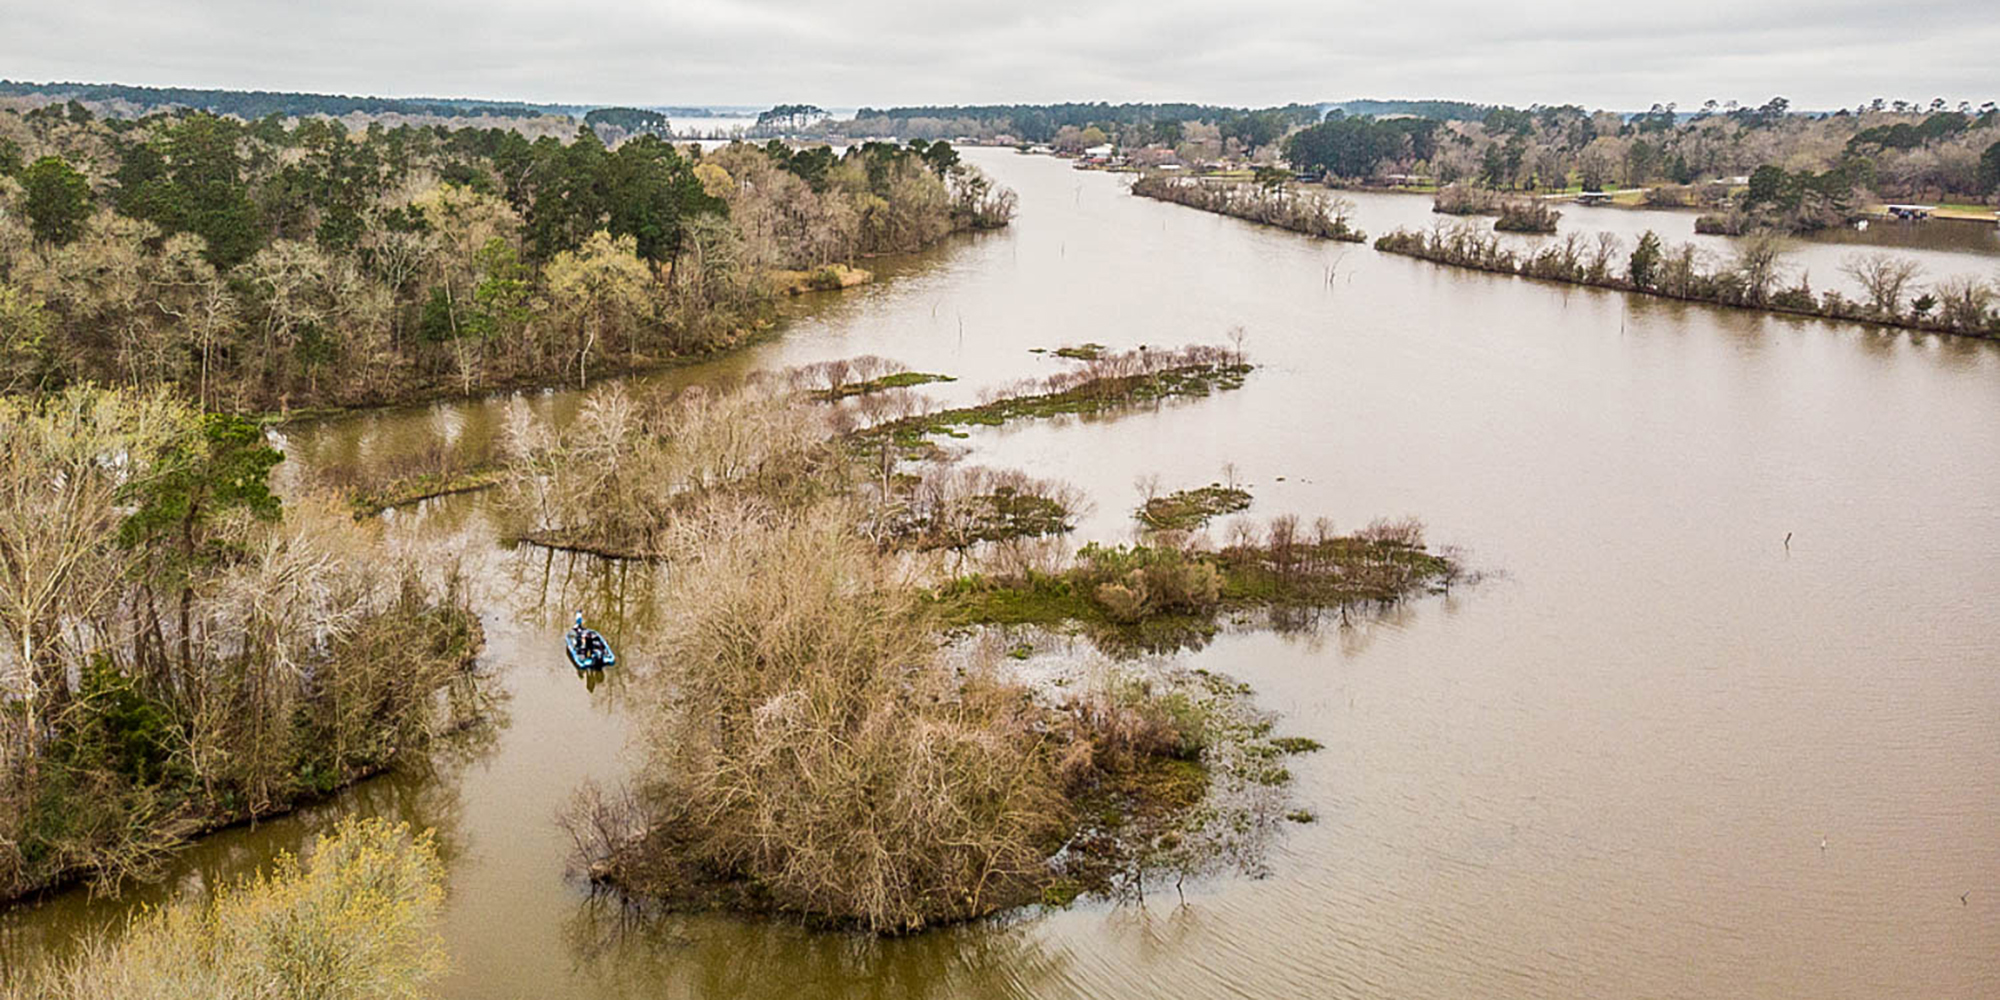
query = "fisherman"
xmin=569 ymin=610 xmax=587 ymax=650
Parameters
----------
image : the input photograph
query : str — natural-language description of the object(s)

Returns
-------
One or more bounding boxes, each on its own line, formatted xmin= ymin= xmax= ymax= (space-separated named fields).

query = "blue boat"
xmin=566 ymin=628 xmax=616 ymax=669
xmin=565 ymin=613 xmax=616 ymax=670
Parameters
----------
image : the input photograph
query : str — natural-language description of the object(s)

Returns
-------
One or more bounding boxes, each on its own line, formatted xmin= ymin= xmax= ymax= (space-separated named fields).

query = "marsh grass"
xmin=933 ymin=515 xmax=1451 ymax=654
xmin=855 ymin=345 xmax=1251 ymax=452
xmin=1052 ymin=343 xmax=1107 ymax=360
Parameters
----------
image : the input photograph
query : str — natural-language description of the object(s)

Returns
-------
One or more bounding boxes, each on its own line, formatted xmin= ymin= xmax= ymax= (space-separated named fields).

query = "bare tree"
xmin=1841 ymin=252 xmax=1924 ymax=317
xmin=1733 ymin=231 xmax=1788 ymax=304
xmin=1587 ymin=232 xmax=1624 ymax=283
xmin=0 ymin=388 xmax=184 ymax=763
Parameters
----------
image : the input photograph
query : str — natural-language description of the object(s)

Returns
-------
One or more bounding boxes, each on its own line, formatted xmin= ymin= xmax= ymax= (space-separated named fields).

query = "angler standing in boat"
xmin=566 ymin=611 xmax=617 ymax=670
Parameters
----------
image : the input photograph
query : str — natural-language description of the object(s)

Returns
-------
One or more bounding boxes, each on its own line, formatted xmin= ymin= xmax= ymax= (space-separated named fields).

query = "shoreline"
xmin=255 ymin=232 xmax=988 ymax=429
xmin=1374 ymin=234 xmax=1999 ymax=341
xmin=0 ymin=619 xmax=488 ymax=907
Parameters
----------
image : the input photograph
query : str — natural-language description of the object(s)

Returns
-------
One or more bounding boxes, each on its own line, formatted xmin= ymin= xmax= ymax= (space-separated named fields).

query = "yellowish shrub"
xmin=8 ymin=817 xmax=449 ymax=1000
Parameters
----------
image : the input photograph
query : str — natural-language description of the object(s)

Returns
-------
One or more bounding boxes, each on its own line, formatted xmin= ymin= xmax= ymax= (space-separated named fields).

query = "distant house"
xmin=1379 ymin=173 xmax=1431 ymax=188
xmin=1083 ymin=144 xmax=1115 ymax=158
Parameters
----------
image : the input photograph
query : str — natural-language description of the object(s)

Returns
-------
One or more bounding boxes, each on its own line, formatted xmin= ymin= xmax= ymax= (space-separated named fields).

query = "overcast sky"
xmin=4 ymin=0 xmax=1993 ymax=112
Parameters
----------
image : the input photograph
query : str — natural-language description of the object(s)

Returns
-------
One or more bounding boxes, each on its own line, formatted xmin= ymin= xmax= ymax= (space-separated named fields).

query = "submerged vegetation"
xmin=487 ymin=336 xmax=1457 ymax=931
xmin=1052 ymin=342 xmax=1107 ymax=360
xmin=495 ymin=345 xmax=1252 ymax=559
xmin=1375 ymin=222 xmax=2000 ymax=338
xmin=1130 ymin=174 xmax=1365 ymax=242
xmin=0 ymin=388 xmax=483 ymax=902
xmin=935 ymin=515 xmax=1450 ymax=651
xmin=4 ymin=818 xmax=449 ymax=1000
xmin=1137 ymin=483 xmax=1253 ymax=531
xmin=307 ymin=437 xmax=508 ymax=517
xmin=857 ymin=345 xmax=1252 ymax=452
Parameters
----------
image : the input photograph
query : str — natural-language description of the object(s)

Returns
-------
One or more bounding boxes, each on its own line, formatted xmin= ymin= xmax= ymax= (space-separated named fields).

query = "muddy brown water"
xmin=4 ymin=149 xmax=1996 ymax=998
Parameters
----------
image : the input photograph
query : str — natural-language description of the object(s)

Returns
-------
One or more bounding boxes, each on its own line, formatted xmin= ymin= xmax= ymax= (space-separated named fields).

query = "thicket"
xmin=1131 ymin=174 xmax=1364 ymax=241
xmin=1375 ymin=222 xmax=2000 ymax=337
xmin=1695 ymin=162 xmax=1869 ymax=234
xmin=1493 ymin=199 xmax=1561 ymax=233
xmin=1275 ymin=100 xmax=1997 ymax=207
xmin=564 ymin=501 xmax=1306 ymax=931
xmin=1431 ymin=183 xmax=1503 ymax=215
xmin=4 ymin=818 xmax=449 ymax=999
xmin=0 ymin=108 xmax=1013 ymax=411
xmin=498 ymin=347 xmax=1253 ymax=559
xmin=499 ymin=375 xmax=848 ymax=557
xmin=0 ymin=387 xmax=483 ymax=901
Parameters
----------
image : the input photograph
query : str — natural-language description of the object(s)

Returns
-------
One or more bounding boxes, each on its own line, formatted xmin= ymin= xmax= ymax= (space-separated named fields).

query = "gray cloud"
xmin=2 ymin=0 xmax=1992 ymax=110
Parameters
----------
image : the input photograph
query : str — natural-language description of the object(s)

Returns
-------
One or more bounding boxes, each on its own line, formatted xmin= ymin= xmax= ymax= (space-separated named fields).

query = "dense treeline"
xmin=0 ymin=79 xmax=561 ymax=120
xmin=0 ymin=387 xmax=484 ymax=901
xmin=836 ymin=102 xmax=1321 ymax=148
xmin=582 ymin=107 xmax=671 ymax=135
xmin=1327 ymin=99 xmax=1491 ymax=120
xmin=0 ymin=107 xmax=1012 ymax=411
xmin=1375 ymin=222 xmax=2000 ymax=337
xmin=1284 ymin=113 xmax=1441 ymax=179
xmin=1282 ymin=99 xmax=2000 ymax=218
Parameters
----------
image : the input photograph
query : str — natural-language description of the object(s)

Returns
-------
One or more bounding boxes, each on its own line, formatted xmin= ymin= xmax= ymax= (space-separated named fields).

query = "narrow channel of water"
xmin=4 ymin=149 xmax=1996 ymax=998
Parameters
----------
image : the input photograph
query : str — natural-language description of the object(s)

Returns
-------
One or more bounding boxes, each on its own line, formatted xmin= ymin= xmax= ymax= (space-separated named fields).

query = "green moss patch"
xmin=818 ymin=371 xmax=955 ymax=400
xmin=856 ymin=361 xmax=1252 ymax=452
xmin=1138 ymin=484 xmax=1253 ymax=530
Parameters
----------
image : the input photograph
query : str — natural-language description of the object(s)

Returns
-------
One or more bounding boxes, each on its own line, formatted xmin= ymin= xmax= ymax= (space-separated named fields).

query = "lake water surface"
xmin=4 ymin=148 xmax=1997 ymax=999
